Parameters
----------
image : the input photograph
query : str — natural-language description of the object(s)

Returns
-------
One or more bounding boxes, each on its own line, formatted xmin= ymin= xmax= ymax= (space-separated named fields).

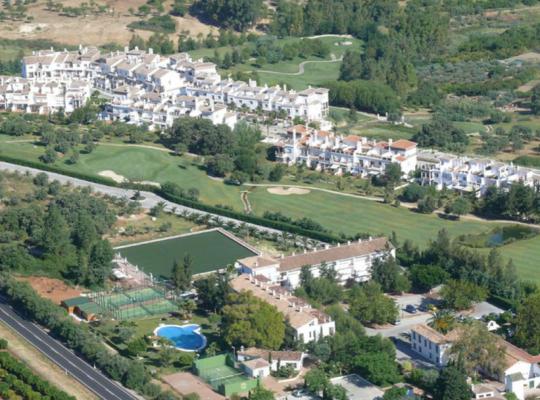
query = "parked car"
xmin=405 ymin=304 xmax=417 ymax=314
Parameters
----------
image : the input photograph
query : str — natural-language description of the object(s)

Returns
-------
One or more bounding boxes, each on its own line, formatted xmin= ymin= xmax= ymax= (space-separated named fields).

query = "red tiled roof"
xmin=391 ymin=139 xmax=417 ymax=150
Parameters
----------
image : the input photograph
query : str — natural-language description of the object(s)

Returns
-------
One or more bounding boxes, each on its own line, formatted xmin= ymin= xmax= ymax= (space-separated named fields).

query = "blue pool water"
xmin=154 ymin=324 xmax=207 ymax=351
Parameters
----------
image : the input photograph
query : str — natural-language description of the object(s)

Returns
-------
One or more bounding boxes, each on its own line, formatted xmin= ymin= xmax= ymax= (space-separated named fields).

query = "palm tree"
xmin=429 ymin=310 xmax=456 ymax=334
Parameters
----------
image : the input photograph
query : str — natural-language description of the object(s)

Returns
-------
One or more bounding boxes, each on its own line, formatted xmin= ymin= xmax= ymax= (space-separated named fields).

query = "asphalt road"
xmin=0 ymin=298 xmax=139 ymax=400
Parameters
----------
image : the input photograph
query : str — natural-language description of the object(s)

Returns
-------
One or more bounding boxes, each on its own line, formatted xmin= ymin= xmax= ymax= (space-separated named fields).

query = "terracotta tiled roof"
xmin=412 ymin=324 xmax=458 ymax=345
xmin=278 ymin=237 xmax=390 ymax=272
xmin=242 ymin=358 xmax=269 ymax=370
xmin=237 ymin=256 xmax=278 ymax=269
xmin=391 ymin=139 xmax=417 ymax=150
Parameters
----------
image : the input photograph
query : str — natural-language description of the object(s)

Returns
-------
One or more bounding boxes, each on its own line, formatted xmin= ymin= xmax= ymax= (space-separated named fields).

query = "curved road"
xmin=0 ymin=297 xmax=139 ymax=400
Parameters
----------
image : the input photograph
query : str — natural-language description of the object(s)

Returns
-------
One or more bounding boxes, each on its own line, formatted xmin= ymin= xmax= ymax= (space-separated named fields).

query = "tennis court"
xmin=115 ymin=229 xmax=258 ymax=279
xmin=194 ymin=354 xmax=258 ymax=396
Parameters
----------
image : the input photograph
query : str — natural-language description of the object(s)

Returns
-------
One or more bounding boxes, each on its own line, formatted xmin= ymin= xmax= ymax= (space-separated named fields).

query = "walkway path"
xmin=257 ymin=55 xmax=344 ymax=76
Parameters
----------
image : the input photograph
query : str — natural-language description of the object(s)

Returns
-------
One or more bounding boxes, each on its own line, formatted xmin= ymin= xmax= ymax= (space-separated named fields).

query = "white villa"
xmin=16 ymin=46 xmax=330 ymax=130
xmin=236 ymin=236 xmax=394 ymax=289
xmin=0 ymin=75 xmax=91 ymax=114
xmin=411 ymin=324 xmax=540 ymax=400
xmin=418 ymin=150 xmax=540 ymax=196
xmin=237 ymin=347 xmax=305 ymax=379
xmin=277 ymin=125 xmax=417 ymax=177
xmin=230 ymin=274 xmax=335 ymax=344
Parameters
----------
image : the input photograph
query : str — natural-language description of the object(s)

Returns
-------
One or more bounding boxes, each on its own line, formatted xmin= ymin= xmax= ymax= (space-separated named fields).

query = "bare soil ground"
xmin=17 ymin=276 xmax=82 ymax=304
xmin=0 ymin=0 xmax=214 ymax=46
xmin=162 ymin=372 xmax=225 ymax=400
xmin=267 ymin=187 xmax=310 ymax=195
xmin=0 ymin=322 xmax=97 ymax=400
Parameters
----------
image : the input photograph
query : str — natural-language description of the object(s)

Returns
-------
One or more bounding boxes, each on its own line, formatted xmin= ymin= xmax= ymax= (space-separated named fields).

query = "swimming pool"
xmin=154 ymin=324 xmax=207 ymax=352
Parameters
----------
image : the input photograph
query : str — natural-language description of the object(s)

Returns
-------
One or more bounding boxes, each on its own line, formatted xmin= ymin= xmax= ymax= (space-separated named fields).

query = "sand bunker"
xmin=99 ymin=170 xmax=127 ymax=183
xmin=267 ymin=187 xmax=310 ymax=195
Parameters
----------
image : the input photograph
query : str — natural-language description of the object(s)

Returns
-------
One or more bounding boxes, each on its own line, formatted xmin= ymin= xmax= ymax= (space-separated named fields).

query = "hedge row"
xmin=0 ymin=154 xmax=341 ymax=243
xmin=0 ymin=351 xmax=75 ymax=400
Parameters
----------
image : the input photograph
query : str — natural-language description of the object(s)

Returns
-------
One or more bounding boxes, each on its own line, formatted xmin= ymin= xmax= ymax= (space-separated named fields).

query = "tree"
xmin=195 ymin=0 xmax=265 ymax=31
xmin=40 ymin=205 xmax=71 ymax=258
xmin=222 ymin=291 xmax=285 ymax=349
xmin=440 ymin=280 xmax=487 ymax=311
xmin=531 ymin=83 xmax=540 ymax=115
xmin=40 ymin=147 xmax=57 ymax=164
xmin=126 ymin=337 xmax=147 ymax=357
xmin=383 ymin=386 xmax=409 ymax=400
xmin=171 ymin=254 xmax=193 ymax=292
xmin=123 ymin=361 xmax=148 ymax=390
xmin=409 ymin=264 xmax=448 ymax=293
xmin=193 ymin=274 xmax=231 ymax=313
xmin=304 ymin=367 xmax=329 ymax=396
xmin=86 ymin=239 xmax=113 ymax=286
xmin=445 ymin=197 xmax=471 ymax=218
xmin=348 ymin=282 xmax=399 ymax=325
xmin=429 ymin=310 xmax=456 ymax=334
xmin=413 ymin=117 xmax=469 ymax=152
xmin=353 ymin=352 xmax=401 ymax=386
xmin=449 ymin=322 xmax=506 ymax=378
xmin=371 ymin=257 xmax=410 ymax=294
xmin=434 ymin=365 xmax=471 ymax=400
xmin=514 ymin=293 xmax=540 ymax=354
xmin=268 ymin=164 xmax=286 ymax=182
xmin=248 ymin=385 xmax=274 ymax=400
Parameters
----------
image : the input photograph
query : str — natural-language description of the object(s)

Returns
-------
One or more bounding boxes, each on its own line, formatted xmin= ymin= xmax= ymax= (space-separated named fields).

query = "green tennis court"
xmin=116 ymin=230 xmax=257 ymax=279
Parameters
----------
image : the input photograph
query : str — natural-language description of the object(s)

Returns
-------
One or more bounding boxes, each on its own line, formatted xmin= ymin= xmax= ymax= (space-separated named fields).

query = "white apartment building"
xmin=19 ymin=46 xmax=330 ymax=127
xmin=277 ymin=125 xmax=417 ymax=177
xmin=230 ymin=274 xmax=335 ymax=344
xmin=410 ymin=324 xmax=458 ymax=367
xmin=236 ymin=237 xmax=393 ymax=289
xmin=418 ymin=150 xmax=540 ymax=196
xmin=0 ymin=76 xmax=91 ymax=114
xmin=411 ymin=324 xmax=540 ymax=400
xmin=22 ymin=45 xmax=101 ymax=81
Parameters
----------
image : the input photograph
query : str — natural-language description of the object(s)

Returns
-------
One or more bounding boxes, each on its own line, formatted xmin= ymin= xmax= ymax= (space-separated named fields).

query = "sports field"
xmin=115 ymin=230 xmax=258 ymax=279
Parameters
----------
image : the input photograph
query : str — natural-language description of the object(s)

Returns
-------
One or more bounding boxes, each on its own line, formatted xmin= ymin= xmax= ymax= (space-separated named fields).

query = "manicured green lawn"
xmin=248 ymin=187 xmax=496 ymax=245
xmin=116 ymin=230 xmax=257 ymax=279
xmin=256 ymin=60 xmax=342 ymax=90
xmin=2 ymin=136 xmax=540 ymax=281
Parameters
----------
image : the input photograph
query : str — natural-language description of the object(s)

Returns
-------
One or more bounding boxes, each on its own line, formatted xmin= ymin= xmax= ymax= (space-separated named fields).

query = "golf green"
xmin=115 ymin=230 xmax=257 ymax=279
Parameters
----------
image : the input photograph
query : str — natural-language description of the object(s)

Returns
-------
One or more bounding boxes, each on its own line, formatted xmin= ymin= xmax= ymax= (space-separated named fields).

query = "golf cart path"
xmin=257 ymin=55 xmax=344 ymax=76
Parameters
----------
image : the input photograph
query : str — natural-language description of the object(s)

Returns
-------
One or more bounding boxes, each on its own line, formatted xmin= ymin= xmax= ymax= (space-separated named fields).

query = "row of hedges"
xmin=0 ymin=351 xmax=75 ymax=400
xmin=0 ymin=154 xmax=341 ymax=243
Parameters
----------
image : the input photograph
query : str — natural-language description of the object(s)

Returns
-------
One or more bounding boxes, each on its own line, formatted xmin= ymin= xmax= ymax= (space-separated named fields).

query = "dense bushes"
xmin=325 ymin=80 xmax=400 ymax=114
xmin=128 ymin=15 xmax=176 ymax=33
xmin=0 ymin=351 xmax=75 ymax=400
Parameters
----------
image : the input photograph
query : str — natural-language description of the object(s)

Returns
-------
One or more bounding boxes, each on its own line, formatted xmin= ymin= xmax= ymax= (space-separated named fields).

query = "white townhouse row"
xmin=418 ymin=150 xmax=540 ymax=196
xmin=20 ymin=46 xmax=330 ymax=126
xmin=236 ymin=236 xmax=394 ymax=289
xmin=0 ymin=75 xmax=91 ymax=114
xmin=101 ymin=87 xmax=237 ymax=129
xmin=411 ymin=324 xmax=540 ymax=400
xmin=276 ymin=124 xmax=417 ymax=177
xmin=230 ymin=274 xmax=335 ymax=344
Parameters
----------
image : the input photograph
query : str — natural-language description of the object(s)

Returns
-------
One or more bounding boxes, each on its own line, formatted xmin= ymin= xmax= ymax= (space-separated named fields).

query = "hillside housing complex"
xmin=9 ymin=45 xmax=329 ymax=130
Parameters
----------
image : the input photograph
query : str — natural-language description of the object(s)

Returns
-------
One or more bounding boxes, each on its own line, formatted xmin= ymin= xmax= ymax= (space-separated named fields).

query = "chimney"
xmin=389 ymin=138 xmax=393 ymax=146
xmin=124 ymin=46 xmax=129 ymax=53
xmin=369 ymin=236 xmax=373 ymax=241
xmin=281 ymin=254 xmax=285 ymax=259
xmin=358 ymin=238 xmax=362 ymax=243
xmin=148 ymin=48 xmax=154 ymax=55
xmin=337 ymin=243 xmax=341 ymax=247
xmin=347 ymin=241 xmax=351 ymax=245
xmin=304 ymin=249 xmax=307 ymax=254
xmin=292 ymin=252 xmax=295 ymax=256
xmin=325 ymin=244 xmax=330 ymax=250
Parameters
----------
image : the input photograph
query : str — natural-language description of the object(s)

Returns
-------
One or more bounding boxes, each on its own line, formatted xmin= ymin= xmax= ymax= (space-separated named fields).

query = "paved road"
xmin=0 ymin=161 xmax=283 ymax=237
xmin=0 ymin=297 xmax=139 ymax=400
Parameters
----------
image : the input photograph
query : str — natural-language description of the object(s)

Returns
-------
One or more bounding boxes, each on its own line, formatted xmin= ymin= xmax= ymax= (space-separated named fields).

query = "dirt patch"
xmin=98 ymin=170 xmax=127 ymax=183
xmin=0 ymin=323 xmax=97 ymax=400
xmin=163 ymin=372 xmax=225 ymax=400
xmin=0 ymin=0 xmax=215 ymax=46
xmin=17 ymin=276 xmax=81 ymax=304
xmin=267 ymin=186 xmax=311 ymax=195
xmin=134 ymin=180 xmax=160 ymax=187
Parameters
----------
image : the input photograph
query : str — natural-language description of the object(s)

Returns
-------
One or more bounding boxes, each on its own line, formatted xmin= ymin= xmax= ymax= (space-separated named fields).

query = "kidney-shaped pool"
xmin=154 ymin=324 xmax=207 ymax=352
